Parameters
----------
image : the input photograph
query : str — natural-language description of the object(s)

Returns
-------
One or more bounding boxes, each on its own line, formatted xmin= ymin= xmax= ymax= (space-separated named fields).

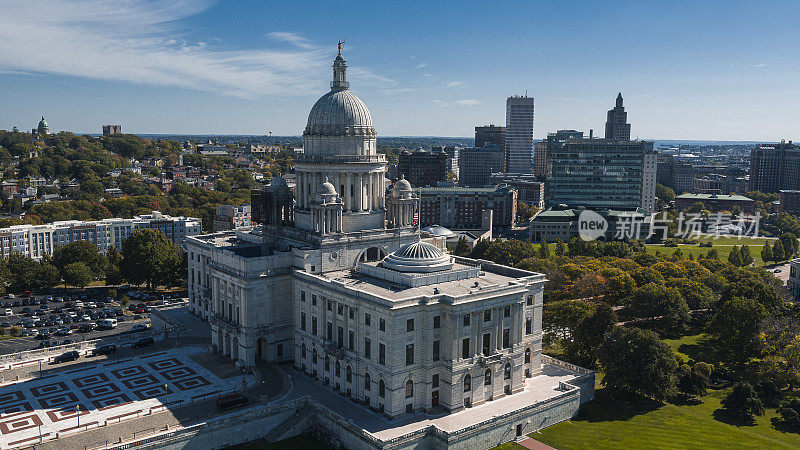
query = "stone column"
xmin=298 ymin=172 xmax=304 ymax=209
xmin=373 ymin=173 xmax=379 ymax=210
xmin=345 ymin=174 xmax=352 ymax=212
xmin=356 ymin=174 xmax=363 ymax=211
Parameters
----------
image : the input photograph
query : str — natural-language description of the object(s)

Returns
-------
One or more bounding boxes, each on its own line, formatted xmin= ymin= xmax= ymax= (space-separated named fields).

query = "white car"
xmin=74 ymin=302 xmax=84 ymax=308
xmin=6 ymin=294 xmax=15 ymax=299
xmin=28 ymin=329 xmax=39 ymax=337
xmin=86 ymin=302 xmax=97 ymax=308
xmin=4 ymin=309 xmax=12 ymax=316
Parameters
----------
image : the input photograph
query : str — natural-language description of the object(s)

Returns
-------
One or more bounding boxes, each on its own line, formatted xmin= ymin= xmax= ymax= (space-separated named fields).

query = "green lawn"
xmin=662 ymin=333 xmax=713 ymax=364
xmin=527 ymin=387 xmax=800 ymax=450
xmin=645 ymin=241 xmax=776 ymax=267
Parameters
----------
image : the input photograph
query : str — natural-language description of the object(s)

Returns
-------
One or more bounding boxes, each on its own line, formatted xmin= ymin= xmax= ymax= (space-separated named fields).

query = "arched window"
xmin=464 ymin=374 xmax=472 ymax=392
xmin=301 ymin=343 xmax=306 ymax=359
xmin=364 ymin=372 xmax=371 ymax=391
xmin=312 ymin=348 xmax=318 ymax=364
xmin=504 ymin=363 xmax=512 ymax=380
xmin=346 ymin=365 xmax=352 ymax=383
xmin=405 ymin=379 xmax=414 ymax=398
xmin=484 ymin=369 xmax=492 ymax=385
xmin=524 ymin=348 xmax=531 ymax=363
xmin=335 ymin=360 xmax=340 ymax=377
xmin=324 ymin=355 xmax=330 ymax=372
xmin=379 ymin=379 xmax=386 ymax=398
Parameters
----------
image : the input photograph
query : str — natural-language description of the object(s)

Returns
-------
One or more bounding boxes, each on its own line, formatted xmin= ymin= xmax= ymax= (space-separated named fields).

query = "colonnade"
xmin=296 ymin=170 xmax=385 ymax=212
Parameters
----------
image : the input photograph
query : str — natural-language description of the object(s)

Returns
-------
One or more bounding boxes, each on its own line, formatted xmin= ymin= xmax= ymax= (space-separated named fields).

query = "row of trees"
xmin=0 ymin=229 xmax=184 ymax=294
xmin=761 ymin=233 xmax=800 ymax=263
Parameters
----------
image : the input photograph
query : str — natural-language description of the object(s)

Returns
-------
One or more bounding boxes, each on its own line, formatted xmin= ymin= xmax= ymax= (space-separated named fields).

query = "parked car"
xmin=4 ymin=309 xmax=11 ymax=316
xmin=53 ymin=350 xmax=80 ymax=364
xmin=131 ymin=337 xmax=154 ymax=349
xmin=55 ymin=327 xmax=72 ymax=336
xmin=132 ymin=323 xmax=150 ymax=332
xmin=216 ymin=393 xmax=249 ymax=411
xmin=93 ymin=344 xmax=117 ymax=356
xmin=97 ymin=318 xmax=118 ymax=330
xmin=77 ymin=324 xmax=95 ymax=333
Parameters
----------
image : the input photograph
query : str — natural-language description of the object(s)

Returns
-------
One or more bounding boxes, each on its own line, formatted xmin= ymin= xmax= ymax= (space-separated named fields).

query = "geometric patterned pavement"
xmin=0 ymin=347 xmax=252 ymax=448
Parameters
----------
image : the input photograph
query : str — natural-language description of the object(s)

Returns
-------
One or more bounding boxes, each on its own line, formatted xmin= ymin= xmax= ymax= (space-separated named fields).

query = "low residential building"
xmin=489 ymin=173 xmax=544 ymax=209
xmin=528 ymin=207 xmax=652 ymax=242
xmin=458 ymin=144 xmax=505 ymax=187
xmin=779 ymin=190 xmax=800 ymax=213
xmin=102 ymin=125 xmax=122 ymax=135
xmin=0 ymin=211 xmax=201 ymax=259
xmin=213 ymin=204 xmax=252 ymax=231
xmin=674 ymin=193 xmax=755 ymax=213
xmin=418 ymin=185 xmax=517 ymax=232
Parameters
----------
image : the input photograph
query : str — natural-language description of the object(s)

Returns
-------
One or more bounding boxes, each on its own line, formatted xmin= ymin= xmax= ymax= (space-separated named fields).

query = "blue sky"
xmin=1 ymin=0 xmax=798 ymax=140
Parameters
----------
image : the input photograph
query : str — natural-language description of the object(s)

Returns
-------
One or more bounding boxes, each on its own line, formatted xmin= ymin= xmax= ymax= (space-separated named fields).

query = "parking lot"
xmin=0 ymin=290 xmax=186 ymax=355
xmin=0 ymin=346 xmax=253 ymax=448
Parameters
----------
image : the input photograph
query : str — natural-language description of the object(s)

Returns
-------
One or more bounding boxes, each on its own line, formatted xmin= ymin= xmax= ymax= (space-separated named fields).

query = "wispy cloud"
xmin=267 ymin=31 xmax=315 ymax=49
xmin=0 ymin=1 xmax=340 ymax=98
xmin=456 ymin=99 xmax=479 ymax=106
xmin=416 ymin=63 xmax=428 ymax=69
xmin=445 ymin=81 xmax=464 ymax=88
xmin=754 ymin=64 xmax=767 ymax=68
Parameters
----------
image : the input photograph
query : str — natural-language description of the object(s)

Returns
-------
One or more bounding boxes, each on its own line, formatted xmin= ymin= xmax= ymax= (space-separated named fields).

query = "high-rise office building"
xmin=431 ymin=146 xmax=460 ymax=179
xmin=748 ymin=140 xmax=800 ymax=193
xmin=459 ymin=144 xmax=505 ymax=187
xmin=605 ymin=93 xmax=631 ymax=140
xmin=475 ymin=125 xmax=505 ymax=148
xmin=505 ymin=96 xmax=535 ymax=173
xmin=533 ymin=141 xmax=548 ymax=177
xmin=543 ymin=130 xmax=584 ymax=178
xmin=546 ymin=137 xmax=657 ymax=213
xmin=398 ymin=149 xmax=448 ymax=187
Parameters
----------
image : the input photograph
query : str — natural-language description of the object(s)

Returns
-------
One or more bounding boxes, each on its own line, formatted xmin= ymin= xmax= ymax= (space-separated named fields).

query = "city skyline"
xmin=1 ymin=1 xmax=799 ymax=140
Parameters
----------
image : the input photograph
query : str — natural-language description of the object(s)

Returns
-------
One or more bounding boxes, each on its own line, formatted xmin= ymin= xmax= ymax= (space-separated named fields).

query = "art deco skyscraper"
xmin=604 ymin=93 xmax=631 ymax=140
xmin=505 ymin=96 xmax=534 ymax=173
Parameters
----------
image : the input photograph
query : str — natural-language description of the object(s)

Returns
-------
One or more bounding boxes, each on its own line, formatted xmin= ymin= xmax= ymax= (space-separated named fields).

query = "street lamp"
xmin=164 ymin=383 xmax=169 ymax=406
xmin=76 ymin=404 xmax=81 ymax=428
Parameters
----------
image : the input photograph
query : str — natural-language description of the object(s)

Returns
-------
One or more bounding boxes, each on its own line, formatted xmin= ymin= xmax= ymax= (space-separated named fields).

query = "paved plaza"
xmin=0 ymin=347 xmax=255 ymax=448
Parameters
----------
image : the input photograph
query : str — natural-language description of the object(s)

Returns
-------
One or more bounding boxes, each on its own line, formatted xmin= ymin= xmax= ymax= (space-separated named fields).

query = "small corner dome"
xmin=382 ymin=240 xmax=452 ymax=273
xmin=269 ymin=176 xmax=289 ymax=193
xmin=392 ymin=174 xmax=413 ymax=198
xmin=37 ymin=117 xmax=49 ymax=129
xmin=316 ymin=178 xmax=337 ymax=196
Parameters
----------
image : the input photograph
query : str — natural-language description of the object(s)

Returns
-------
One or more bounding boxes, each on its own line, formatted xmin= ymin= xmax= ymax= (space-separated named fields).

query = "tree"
xmin=710 ymin=297 xmax=765 ymax=367
xmin=63 ymin=262 xmax=92 ymax=288
xmin=567 ymin=303 xmax=617 ymax=368
xmin=780 ymin=232 xmax=799 ymax=259
xmin=721 ymin=382 xmax=764 ymax=422
xmin=52 ymin=241 xmax=107 ymax=279
xmin=678 ymin=364 xmax=709 ymax=397
xmin=538 ymin=238 xmax=550 ymax=259
xmin=597 ymin=327 xmax=678 ymax=400
xmin=772 ymin=239 xmax=786 ymax=261
xmin=453 ymin=237 xmax=470 ymax=256
xmin=105 ymin=246 xmax=124 ymax=285
xmin=656 ymin=184 xmax=675 ymax=203
xmin=727 ymin=247 xmax=743 ymax=267
xmin=120 ymin=229 xmax=184 ymax=290
xmin=761 ymin=241 xmax=773 ymax=263
xmin=554 ymin=239 xmax=566 ymax=257
xmin=629 ymin=283 xmax=690 ymax=329
xmin=739 ymin=245 xmax=754 ymax=266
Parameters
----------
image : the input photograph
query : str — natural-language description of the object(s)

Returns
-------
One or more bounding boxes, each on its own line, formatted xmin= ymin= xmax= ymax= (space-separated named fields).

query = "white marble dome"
xmin=392 ymin=174 xmax=413 ymax=198
xmin=305 ymin=90 xmax=375 ymax=138
xmin=382 ymin=241 xmax=453 ymax=273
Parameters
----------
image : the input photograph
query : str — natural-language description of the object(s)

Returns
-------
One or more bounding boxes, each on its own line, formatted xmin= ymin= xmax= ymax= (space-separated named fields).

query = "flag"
xmin=412 ymin=207 xmax=419 ymax=226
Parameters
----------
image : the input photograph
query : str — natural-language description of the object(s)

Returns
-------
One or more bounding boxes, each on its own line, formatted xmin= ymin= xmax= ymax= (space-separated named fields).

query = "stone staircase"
xmin=263 ymin=404 xmax=314 ymax=443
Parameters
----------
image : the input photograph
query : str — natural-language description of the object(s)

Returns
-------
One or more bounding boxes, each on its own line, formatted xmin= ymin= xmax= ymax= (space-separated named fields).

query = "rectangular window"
xmin=463 ymin=315 xmax=470 ymax=326
xmin=407 ymin=319 xmax=414 ymax=332
xmin=504 ymin=306 xmax=510 ymax=318
xmin=432 ymin=340 xmax=440 ymax=361
xmin=484 ymin=310 xmax=491 ymax=322
xmin=338 ymin=304 xmax=343 ymax=315
xmin=337 ymin=326 xmax=344 ymax=348
xmin=432 ymin=374 xmax=439 ymax=388
xmin=365 ymin=313 xmax=371 ymax=326
xmin=379 ymin=318 xmax=386 ymax=332
xmin=406 ymin=344 xmax=415 ymax=365
xmin=379 ymin=343 xmax=386 ymax=365
xmin=327 ymin=322 xmax=332 ymax=340
xmin=527 ymin=295 xmax=533 ymax=306
xmin=503 ymin=329 xmax=510 ymax=348
xmin=462 ymin=338 xmax=470 ymax=359
xmin=312 ymin=295 xmax=317 ymax=306
xmin=312 ymin=317 xmax=317 ymax=335
xmin=433 ymin=315 xmax=440 ymax=329
xmin=327 ymin=300 xmax=332 ymax=311
xmin=526 ymin=318 xmax=532 ymax=335
xmin=300 ymin=291 xmax=306 ymax=302
xmin=365 ymin=338 xmax=371 ymax=359
xmin=349 ymin=330 xmax=354 ymax=350
xmin=300 ymin=312 xmax=306 ymax=331
xmin=483 ymin=333 xmax=491 ymax=356
xmin=349 ymin=308 xmax=354 ymax=319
